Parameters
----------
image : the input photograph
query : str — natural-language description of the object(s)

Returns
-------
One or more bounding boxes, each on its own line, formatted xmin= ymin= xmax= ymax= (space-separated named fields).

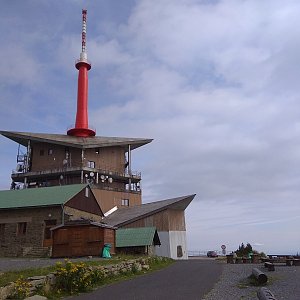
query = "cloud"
xmin=1 ymin=0 xmax=300 ymax=254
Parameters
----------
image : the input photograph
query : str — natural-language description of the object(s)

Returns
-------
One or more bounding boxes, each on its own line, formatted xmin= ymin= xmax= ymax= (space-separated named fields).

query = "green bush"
xmin=55 ymin=260 xmax=93 ymax=294
xmin=10 ymin=276 xmax=32 ymax=299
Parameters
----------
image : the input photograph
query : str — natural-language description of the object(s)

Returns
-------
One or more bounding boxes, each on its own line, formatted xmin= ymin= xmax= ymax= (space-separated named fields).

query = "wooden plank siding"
xmin=121 ymin=209 xmax=186 ymax=231
xmin=92 ymin=188 xmax=141 ymax=213
xmin=66 ymin=186 xmax=103 ymax=216
xmin=52 ymin=225 xmax=115 ymax=258
xmin=31 ymin=143 xmax=126 ymax=174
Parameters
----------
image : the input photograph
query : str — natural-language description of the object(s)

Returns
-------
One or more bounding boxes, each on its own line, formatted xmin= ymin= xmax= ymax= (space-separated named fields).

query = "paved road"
xmin=70 ymin=259 xmax=223 ymax=300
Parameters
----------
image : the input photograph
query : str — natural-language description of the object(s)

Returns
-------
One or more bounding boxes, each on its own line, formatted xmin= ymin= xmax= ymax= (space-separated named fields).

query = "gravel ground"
xmin=202 ymin=263 xmax=300 ymax=300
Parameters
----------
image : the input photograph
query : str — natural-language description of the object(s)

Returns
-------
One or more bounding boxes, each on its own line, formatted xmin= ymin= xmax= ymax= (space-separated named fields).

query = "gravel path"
xmin=202 ymin=263 xmax=300 ymax=300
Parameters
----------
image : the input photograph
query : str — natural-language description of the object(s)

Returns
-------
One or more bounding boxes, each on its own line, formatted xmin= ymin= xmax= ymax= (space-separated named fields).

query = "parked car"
xmin=207 ymin=251 xmax=218 ymax=257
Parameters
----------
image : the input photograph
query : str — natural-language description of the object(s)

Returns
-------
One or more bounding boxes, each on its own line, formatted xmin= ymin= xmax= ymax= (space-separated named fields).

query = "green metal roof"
xmin=0 ymin=184 xmax=87 ymax=209
xmin=116 ymin=227 xmax=160 ymax=247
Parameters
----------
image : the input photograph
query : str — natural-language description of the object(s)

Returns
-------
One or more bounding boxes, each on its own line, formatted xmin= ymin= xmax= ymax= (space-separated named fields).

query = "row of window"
xmin=0 ymin=222 xmax=27 ymax=237
xmin=39 ymin=148 xmax=102 ymax=156
xmin=40 ymin=149 xmax=53 ymax=156
xmin=0 ymin=220 xmax=58 ymax=239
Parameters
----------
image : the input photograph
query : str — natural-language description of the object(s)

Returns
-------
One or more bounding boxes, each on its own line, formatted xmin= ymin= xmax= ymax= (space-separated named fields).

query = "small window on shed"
xmin=17 ymin=222 xmax=27 ymax=236
xmin=48 ymin=149 xmax=53 ymax=155
xmin=85 ymin=187 xmax=89 ymax=197
xmin=121 ymin=199 xmax=129 ymax=206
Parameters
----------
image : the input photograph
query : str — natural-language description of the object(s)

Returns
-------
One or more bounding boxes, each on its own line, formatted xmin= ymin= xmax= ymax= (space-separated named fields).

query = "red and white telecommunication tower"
xmin=67 ymin=9 xmax=96 ymax=137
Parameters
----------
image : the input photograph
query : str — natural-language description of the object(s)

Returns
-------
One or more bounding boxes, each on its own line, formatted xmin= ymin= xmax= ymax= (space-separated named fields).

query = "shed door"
xmin=52 ymin=229 xmax=69 ymax=257
xmin=71 ymin=228 xmax=86 ymax=256
xmin=43 ymin=219 xmax=57 ymax=247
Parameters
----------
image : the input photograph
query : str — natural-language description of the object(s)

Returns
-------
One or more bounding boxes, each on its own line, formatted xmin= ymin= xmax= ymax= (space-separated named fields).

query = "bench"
xmin=264 ymin=262 xmax=275 ymax=271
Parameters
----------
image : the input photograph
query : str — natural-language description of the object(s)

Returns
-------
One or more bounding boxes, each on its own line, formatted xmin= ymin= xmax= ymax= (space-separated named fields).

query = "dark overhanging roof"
xmin=0 ymin=184 xmax=88 ymax=209
xmin=0 ymin=131 xmax=153 ymax=150
xmin=103 ymin=194 xmax=196 ymax=227
xmin=116 ymin=227 xmax=161 ymax=247
xmin=51 ymin=220 xmax=117 ymax=231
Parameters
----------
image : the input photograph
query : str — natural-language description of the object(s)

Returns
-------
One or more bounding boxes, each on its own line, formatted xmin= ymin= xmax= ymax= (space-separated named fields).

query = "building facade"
xmin=0 ymin=131 xmax=152 ymax=214
xmin=0 ymin=184 xmax=103 ymax=257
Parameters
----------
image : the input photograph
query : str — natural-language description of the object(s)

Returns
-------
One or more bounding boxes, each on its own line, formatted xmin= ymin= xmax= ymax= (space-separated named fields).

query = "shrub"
xmin=10 ymin=276 xmax=32 ymax=299
xmin=55 ymin=260 xmax=92 ymax=294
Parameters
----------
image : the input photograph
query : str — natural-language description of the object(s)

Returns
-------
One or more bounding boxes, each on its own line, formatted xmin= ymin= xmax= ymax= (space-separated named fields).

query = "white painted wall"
xmin=169 ymin=231 xmax=188 ymax=260
xmin=155 ymin=231 xmax=188 ymax=260
xmin=154 ymin=231 xmax=170 ymax=257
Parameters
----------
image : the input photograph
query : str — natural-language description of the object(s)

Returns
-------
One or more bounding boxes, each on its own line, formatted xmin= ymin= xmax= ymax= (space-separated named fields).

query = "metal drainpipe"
xmin=61 ymin=205 xmax=65 ymax=225
xmin=81 ymin=149 xmax=84 ymax=183
xmin=25 ymin=140 xmax=31 ymax=172
xmin=128 ymin=144 xmax=131 ymax=190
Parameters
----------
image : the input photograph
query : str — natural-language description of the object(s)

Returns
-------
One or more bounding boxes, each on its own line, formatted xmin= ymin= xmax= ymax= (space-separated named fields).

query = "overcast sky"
xmin=1 ymin=0 xmax=300 ymax=255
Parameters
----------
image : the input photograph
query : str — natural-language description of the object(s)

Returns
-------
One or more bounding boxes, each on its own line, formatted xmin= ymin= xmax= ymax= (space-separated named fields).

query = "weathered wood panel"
xmin=92 ymin=188 xmax=141 ymax=214
xmin=121 ymin=209 xmax=186 ymax=231
xmin=66 ymin=186 xmax=103 ymax=216
xmin=52 ymin=225 xmax=115 ymax=258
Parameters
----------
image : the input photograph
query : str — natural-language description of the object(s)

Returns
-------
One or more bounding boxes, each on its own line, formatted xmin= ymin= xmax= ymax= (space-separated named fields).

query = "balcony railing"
xmin=12 ymin=166 xmax=141 ymax=180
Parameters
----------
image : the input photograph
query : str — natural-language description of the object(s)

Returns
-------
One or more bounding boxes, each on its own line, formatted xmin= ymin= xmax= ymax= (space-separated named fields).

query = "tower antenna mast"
xmin=67 ymin=9 xmax=96 ymax=137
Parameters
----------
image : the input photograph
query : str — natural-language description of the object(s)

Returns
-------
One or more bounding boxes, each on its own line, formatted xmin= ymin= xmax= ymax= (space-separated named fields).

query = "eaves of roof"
xmin=103 ymin=194 xmax=196 ymax=227
xmin=0 ymin=131 xmax=153 ymax=150
xmin=51 ymin=220 xmax=117 ymax=231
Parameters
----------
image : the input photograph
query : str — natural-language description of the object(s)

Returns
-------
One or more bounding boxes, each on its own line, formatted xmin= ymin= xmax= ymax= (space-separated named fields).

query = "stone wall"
xmin=0 ymin=207 xmax=62 ymax=257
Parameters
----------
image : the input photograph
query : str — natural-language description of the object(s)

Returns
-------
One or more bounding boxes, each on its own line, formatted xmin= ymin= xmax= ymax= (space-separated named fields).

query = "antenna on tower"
xmin=67 ymin=9 xmax=96 ymax=138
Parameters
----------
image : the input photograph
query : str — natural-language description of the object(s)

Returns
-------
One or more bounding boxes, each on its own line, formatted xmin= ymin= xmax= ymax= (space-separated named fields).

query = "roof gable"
xmin=51 ymin=220 xmax=116 ymax=231
xmin=0 ymin=184 xmax=88 ymax=209
xmin=104 ymin=194 xmax=195 ymax=227
xmin=116 ymin=227 xmax=160 ymax=247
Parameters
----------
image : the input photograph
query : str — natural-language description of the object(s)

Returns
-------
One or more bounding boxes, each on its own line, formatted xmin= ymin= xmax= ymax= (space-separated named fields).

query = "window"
xmin=44 ymin=220 xmax=57 ymax=240
xmin=0 ymin=224 xmax=5 ymax=237
xmin=177 ymin=245 xmax=183 ymax=257
xmin=48 ymin=149 xmax=53 ymax=155
xmin=40 ymin=149 xmax=44 ymax=156
xmin=87 ymin=161 xmax=95 ymax=168
xmin=121 ymin=199 xmax=129 ymax=206
xmin=17 ymin=222 xmax=27 ymax=236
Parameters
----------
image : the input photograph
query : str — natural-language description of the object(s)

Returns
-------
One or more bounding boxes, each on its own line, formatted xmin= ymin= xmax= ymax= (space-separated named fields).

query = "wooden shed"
xmin=116 ymin=227 xmax=161 ymax=255
xmin=51 ymin=220 xmax=116 ymax=258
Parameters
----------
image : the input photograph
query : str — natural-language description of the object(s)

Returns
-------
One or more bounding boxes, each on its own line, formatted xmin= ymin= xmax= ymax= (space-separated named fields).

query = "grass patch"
xmin=0 ymin=256 xmax=175 ymax=299
xmin=0 ymin=255 xmax=144 ymax=288
xmin=0 ymin=266 xmax=56 ymax=287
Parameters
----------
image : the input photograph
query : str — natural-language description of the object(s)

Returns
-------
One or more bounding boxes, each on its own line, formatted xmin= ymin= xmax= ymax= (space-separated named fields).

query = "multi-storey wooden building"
xmin=0 ymin=131 xmax=152 ymax=213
